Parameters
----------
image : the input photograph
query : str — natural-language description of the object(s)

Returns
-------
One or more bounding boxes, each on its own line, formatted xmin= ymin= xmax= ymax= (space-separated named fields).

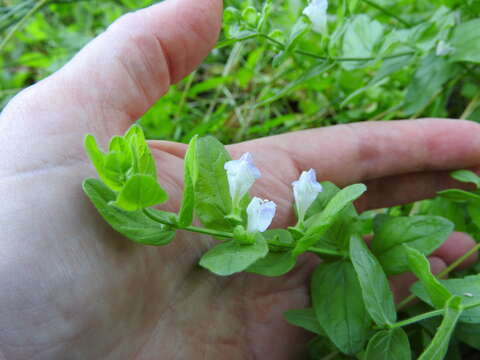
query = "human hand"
xmin=0 ymin=0 xmax=478 ymax=359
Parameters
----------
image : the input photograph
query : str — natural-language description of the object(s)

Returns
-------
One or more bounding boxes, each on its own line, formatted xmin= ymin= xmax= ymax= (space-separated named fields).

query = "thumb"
xmin=1 ymin=0 xmax=223 ymax=141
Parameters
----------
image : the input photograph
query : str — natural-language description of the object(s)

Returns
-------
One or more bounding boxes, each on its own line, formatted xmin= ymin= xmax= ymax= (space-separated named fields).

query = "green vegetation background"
xmin=1 ymin=0 xmax=480 ymax=144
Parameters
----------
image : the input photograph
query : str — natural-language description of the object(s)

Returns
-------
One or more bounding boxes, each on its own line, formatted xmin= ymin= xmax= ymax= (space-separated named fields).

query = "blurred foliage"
xmin=1 ymin=0 xmax=480 ymax=145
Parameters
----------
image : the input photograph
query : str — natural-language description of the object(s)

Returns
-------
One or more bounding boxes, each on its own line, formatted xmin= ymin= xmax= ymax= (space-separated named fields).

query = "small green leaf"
xmin=286 ymin=16 xmax=310 ymax=51
xmin=365 ymin=328 xmax=411 ymax=360
xmin=247 ymin=251 xmax=295 ymax=277
xmin=438 ymin=189 xmax=480 ymax=203
xmin=113 ymin=174 xmax=168 ymax=212
xmin=405 ymin=245 xmax=452 ymax=309
xmin=311 ymin=261 xmax=371 ymax=355
xmin=404 ymin=54 xmax=458 ymax=115
xmin=199 ymin=235 xmax=268 ymax=276
xmin=451 ymin=170 xmax=480 ymax=188
xmin=456 ymin=322 xmax=480 ymax=350
xmin=341 ymin=14 xmax=384 ymax=70
xmin=83 ymin=179 xmax=175 ymax=246
xmin=412 ymin=274 xmax=480 ymax=323
xmin=372 ymin=215 xmax=453 ymax=275
xmin=192 ymin=136 xmax=233 ymax=231
xmin=294 ymin=184 xmax=366 ymax=255
xmin=451 ymin=19 xmax=480 ymax=63
xmin=467 ymin=203 xmax=480 ymax=230
xmin=418 ymin=296 xmax=463 ymax=360
xmin=284 ymin=308 xmax=324 ymax=336
xmin=124 ymin=124 xmax=157 ymax=179
xmin=178 ymin=136 xmax=197 ymax=227
xmin=350 ymin=235 xmax=397 ymax=326
xmin=85 ymin=134 xmax=126 ymax=191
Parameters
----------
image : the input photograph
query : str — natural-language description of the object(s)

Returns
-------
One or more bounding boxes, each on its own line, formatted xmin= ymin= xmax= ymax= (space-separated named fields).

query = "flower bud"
xmin=246 ymin=197 xmax=276 ymax=233
xmin=303 ymin=0 xmax=329 ymax=35
xmin=292 ymin=169 xmax=323 ymax=223
xmin=224 ymin=153 xmax=261 ymax=207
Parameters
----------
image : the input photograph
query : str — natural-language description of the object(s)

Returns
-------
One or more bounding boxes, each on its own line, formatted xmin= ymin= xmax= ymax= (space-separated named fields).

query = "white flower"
xmin=303 ymin=0 xmax=329 ymax=35
xmin=292 ymin=169 xmax=323 ymax=223
xmin=246 ymin=197 xmax=276 ymax=233
xmin=224 ymin=153 xmax=261 ymax=206
xmin=436 ymin=40 xmax=454 ymax=57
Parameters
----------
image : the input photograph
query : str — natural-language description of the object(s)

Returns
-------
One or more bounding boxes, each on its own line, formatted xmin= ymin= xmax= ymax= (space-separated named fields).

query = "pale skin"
xmin=0 ymin=0 xmax=479 ymax=359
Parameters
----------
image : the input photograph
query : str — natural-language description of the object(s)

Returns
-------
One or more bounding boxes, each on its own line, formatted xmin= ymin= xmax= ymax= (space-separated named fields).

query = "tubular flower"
xmin=246 ymin=197 xmax=276 ymax=233
xmin=303 ymin=0 xmax=329 ymax=35
xmin=292 ymin=169 xmax=323 ymax=223
xmin=224 ymin=153 xmax=261 ymax=206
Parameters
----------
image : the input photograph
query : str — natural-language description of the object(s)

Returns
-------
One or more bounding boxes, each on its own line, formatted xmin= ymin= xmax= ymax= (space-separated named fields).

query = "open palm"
xmin=0 ymin=1 xmax=479 ymax=359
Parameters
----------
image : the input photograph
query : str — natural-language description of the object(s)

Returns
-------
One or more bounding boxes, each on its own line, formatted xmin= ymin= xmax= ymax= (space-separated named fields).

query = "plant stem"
xmin=360 ymin=0 xmax=411 ymax=27
xmin=438 ymin=243 xmax=480 ymax=278
xmin=460 ymin=92 xmax=480 ymax=120
xmin=143 ymin=208 xmax=343 ymax=256
xmin=388 ymin=309 xmax=444 ymax=329
xmin=308 ymin=246 xmax=344 ymax=257
xmin=222 ymin=33 xmax=415 ymax=62
xmin=183 ymin=226 xmax=233 ymax=239
xmin=0 ymin=0 xmax=49 ymax=53
xmin=397 ymin=243 xmax=480 ymax=310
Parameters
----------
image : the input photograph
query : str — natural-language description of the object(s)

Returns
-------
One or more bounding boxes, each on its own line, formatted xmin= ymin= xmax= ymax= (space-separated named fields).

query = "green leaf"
xmin=372 ymin=215 xmax=453 ymax=275
xmin=286 ymin=16 xmax=310 ymax=51
xmin=341 ymin=14 xmax=384 ymax=70
xmin=350 ymin=235 xmax=397 ymax=326
xmin=311 ymin=261 xmax=371 ymax=355
xmin=451 ymin=170 xmax=480 ymax=188
xmin=247 ymin=251 xmax=295 ymax=277
xmin=365 ymin=328 xmax=411 ymax=360
xmin=438 ymin=189 xmax=480 ymax=203
xmin=404 ymin=54 xmax=457 ymax=115
xmin=83 ymin=179 xmax=175 ymax=246
xmin=257 ymin=62 xmax=335 ymax=107
xmin=246 ymin=229 xmax=295 ymax=276
xmin=405 ymin=245 xmax=452 ymax=309
xmin=451 ymin=19 xmax=480 ymax=63
xmin=178 ymin=136 xmax=197 ymax=227
xmin=113 ymin=174 xmax=168 ymax=212
xmin=283 ymin=308 xmax=324 ymax=336
xmin=199 ymin=235 xmax=268 ymax=276
xmin=192 ymin=136 xmax=233 ymax=231
xmin=418 ymin=296 xmax=463 ymax=360
xmin=412 ymin=275 xmax=480 ymax=324
xmin=85 ymin=134 xmax=124 ymax=191
xmin=456 ymin=322 xmax=480 ymax=350
xmin=124 ymin=125 xmax=157 ymax=179
xmin=294 ymin=184 xmax=366 ymax=255
xmin=467 ymin=203 xmax=480 ymax=230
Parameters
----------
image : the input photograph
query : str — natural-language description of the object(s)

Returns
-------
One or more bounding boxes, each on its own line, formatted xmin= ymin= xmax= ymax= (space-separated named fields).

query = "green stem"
xmin=397 ymin=243 xmax=480 ymax=310
xmin=221 ymin=33 xmax=415 ymax=62
xmin=460 ymin=92 xmax=480 ymax=120
xmin=142 ymin=208 xmax=234 ymax=238
xmin=0 ymin=0 xmax=49 ymax=53
xmin=463 ymin=300 xmax=480 ymax=311
xmin=360 ymin=0 xmax=411 ymax=27
xmin=143 ymin=208 xmax=343 ymax=257
xmin=388 ymin=309 xmax=444 ymax=329
xmin=183 ymin=226 xmax=233 ymax=239
xmin=308 ymin=246 xmax=344 ymax=257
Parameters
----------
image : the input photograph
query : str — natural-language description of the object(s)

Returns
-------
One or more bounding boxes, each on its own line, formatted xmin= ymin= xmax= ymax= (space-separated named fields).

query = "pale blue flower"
xmin=292 ymin=169 xmax=323 ymax=223
xmin=247 ymin=197 xmax=276 ymax=233
xmin=224 ymin=153 xmax=261 ymax=206
xmin=303 ymin=0 xmax=329 ymax=35
xmin=436 ymin=40 xmax=454 ymax=56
